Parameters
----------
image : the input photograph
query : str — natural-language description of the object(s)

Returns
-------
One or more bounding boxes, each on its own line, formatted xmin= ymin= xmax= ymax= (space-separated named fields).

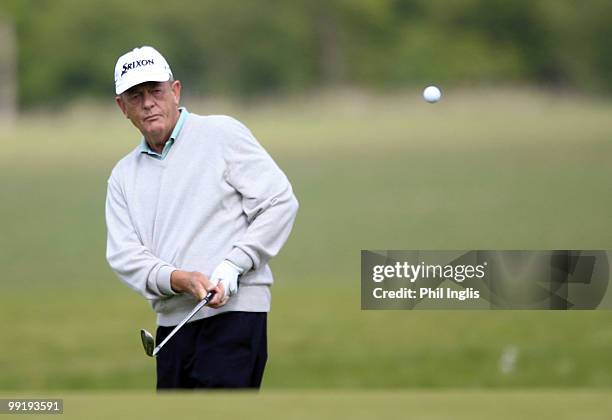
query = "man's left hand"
xmin=209 ymin=260 xmax=243 ymax=305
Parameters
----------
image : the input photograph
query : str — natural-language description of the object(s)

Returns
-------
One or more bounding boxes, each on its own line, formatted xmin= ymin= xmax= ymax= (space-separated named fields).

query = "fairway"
xmin=1 ymin=90 xmax=611 ymax=391
xmin=2 ymin=390 xmax=612 ymax=419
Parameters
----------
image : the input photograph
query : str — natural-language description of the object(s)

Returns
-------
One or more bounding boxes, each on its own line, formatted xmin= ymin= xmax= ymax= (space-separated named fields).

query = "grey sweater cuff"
xmin=155 ymin=265 xmax=179 ymax=297
xmin=227 ymin=247 xmax=254 ymax=273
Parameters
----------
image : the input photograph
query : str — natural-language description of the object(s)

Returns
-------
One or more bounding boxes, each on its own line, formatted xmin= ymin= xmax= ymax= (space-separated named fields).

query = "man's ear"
xmin=115 ymin=95 xmax=129 ymax=118
xmin=171 ymin=80 xmax=181 ymax=106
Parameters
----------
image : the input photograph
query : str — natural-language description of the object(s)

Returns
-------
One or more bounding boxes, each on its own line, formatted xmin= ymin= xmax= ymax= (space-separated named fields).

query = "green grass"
xmin=2 ymin=287 xmax=612 ymax=390
xmin=2 ymin=390 xmax=612 ymax=419
xmin=1 ymin=88 xmax=612 ymax=391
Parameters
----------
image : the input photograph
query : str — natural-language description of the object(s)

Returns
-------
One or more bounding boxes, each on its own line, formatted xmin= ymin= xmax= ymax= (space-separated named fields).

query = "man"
xmin=105 ymin=46 xmax=299 ymax=389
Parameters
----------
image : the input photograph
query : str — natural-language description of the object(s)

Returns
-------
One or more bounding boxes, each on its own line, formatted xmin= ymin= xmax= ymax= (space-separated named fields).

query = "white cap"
xmin=114 ymin=46 xmax=173 ymax=95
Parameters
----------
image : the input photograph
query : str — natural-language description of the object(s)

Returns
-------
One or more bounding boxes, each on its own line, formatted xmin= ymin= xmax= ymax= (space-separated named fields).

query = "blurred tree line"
xmin=1 ymin=0 xmax=611 ymax=107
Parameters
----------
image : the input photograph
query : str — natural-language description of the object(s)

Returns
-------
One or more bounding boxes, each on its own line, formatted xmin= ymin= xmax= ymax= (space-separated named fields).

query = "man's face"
xmin=115 ymin=80 xmax=182 ymax=144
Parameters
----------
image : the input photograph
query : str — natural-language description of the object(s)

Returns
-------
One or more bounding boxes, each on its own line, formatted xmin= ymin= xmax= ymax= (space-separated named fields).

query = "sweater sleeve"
xmin=105 ymin=171 xmax=178 ymax=299
xmin=221 ymin=117 xmax=299 ymax=273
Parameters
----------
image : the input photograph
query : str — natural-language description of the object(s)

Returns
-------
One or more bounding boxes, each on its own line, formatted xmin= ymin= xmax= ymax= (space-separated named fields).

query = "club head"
xmin=140 ymin=329 xmax=155 ymax=357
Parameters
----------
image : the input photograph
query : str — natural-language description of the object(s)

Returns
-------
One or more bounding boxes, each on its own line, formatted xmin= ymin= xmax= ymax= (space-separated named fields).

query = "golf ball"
xmin=423 ymin=85 xmax=442 ymax=103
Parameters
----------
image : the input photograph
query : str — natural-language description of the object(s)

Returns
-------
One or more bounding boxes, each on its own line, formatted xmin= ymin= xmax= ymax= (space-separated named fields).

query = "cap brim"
xmin=115 ymin=72 xmax=171 ymax=95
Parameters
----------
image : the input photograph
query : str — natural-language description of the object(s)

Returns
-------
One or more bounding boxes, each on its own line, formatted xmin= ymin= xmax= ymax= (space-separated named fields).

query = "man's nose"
xmin=142 ymin=90 xmax=155 ymax=109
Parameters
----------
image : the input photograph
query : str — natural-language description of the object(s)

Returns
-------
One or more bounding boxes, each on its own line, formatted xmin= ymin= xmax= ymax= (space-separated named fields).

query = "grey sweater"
xmin=105 ymin=113 xmax=299 ymax=326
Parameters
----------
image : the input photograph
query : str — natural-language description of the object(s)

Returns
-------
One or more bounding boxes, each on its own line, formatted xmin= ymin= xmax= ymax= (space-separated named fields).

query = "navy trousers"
xmin=155 ymin=311 xmax=267 ymax=389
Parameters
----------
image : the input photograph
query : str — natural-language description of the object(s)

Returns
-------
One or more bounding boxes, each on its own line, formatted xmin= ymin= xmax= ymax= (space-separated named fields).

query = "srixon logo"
xmin=121 ymin=59 xmax=154 ymax=76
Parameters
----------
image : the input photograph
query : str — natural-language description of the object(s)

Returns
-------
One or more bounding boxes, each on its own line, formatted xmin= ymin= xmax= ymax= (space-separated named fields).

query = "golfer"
xmin=105 ymin=46 xmax=299 ymax=389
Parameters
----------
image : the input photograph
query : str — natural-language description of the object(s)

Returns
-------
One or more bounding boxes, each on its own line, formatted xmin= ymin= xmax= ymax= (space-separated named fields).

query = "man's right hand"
xmin=170 ymin=270 xmax=228 ymax=308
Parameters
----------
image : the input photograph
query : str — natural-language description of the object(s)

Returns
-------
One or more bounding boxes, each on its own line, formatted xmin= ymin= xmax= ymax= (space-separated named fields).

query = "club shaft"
xmin=152 ymin=291 xmax=214 ymax=356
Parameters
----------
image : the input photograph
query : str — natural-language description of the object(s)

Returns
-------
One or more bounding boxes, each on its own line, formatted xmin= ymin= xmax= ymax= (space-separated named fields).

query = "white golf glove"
xmin=210 ymin=260 xmax=243 ymax=299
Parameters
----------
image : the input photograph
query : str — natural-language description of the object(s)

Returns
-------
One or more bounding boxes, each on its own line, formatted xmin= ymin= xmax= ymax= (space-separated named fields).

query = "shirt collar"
xmin=139 ymin=107 xmax=189 ymax=157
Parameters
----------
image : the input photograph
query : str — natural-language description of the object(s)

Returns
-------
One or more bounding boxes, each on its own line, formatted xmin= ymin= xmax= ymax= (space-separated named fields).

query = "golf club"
xmin=140 ymin=291 xmax=215 ymax=357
